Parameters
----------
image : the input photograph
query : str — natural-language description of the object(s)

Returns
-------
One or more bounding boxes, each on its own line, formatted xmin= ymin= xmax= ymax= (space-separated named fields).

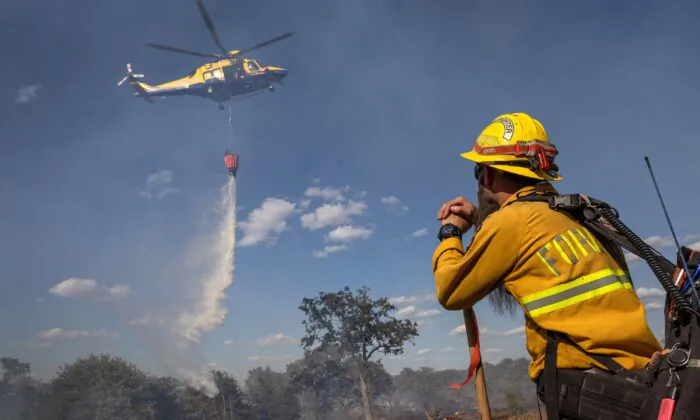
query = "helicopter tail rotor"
xmin=117 ymin=63 xmax=146 ymax=86
xmin=117 ymin=63 xmax=154 ymax=103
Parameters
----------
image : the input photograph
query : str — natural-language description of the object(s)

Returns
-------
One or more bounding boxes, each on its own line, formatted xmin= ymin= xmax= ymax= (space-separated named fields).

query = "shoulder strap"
xmin=553 ymin=331 xmax=631 ymax=375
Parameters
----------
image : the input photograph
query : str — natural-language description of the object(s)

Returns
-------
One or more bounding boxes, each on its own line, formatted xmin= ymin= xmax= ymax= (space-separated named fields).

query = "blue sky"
xmin=1 ymin=0 xmax=699 ymax=382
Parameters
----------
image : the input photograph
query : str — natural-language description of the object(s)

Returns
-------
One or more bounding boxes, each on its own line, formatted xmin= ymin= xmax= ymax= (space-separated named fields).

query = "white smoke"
xmin=177 ymin=177 xmax=237 ymax=342
xmin=151 ymin=177 xmax=236 ymax=397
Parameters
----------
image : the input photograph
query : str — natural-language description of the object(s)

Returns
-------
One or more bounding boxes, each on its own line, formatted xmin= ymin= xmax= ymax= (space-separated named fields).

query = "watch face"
xmin=439 ymin=224 xmax=461 ymax=240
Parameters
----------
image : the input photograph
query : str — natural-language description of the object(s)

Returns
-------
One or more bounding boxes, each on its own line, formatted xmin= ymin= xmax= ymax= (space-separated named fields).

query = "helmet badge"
xmin=495 ymin=117 xmax=514 ymax=142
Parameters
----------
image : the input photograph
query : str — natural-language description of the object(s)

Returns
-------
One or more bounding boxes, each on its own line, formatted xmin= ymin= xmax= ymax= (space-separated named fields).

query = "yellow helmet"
xmin=461 ymin=112 xmax=562 ymax=182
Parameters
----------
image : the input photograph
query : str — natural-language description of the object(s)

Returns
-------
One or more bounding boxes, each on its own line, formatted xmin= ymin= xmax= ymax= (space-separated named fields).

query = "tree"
xmin=45 ymin=353 xmax=154 ymax=419
xmin=504 ymin=388 xmax=525 ymax=415
xmin=0 ymin=357 xmax=45 ymax=420
xmin=212 ymin=370 xmax=252 ymax=420
xmin=286 ymin=345 xmax=350 ymax=419
xmin=298 ymin=285 xmax=419 ymax=420
xmin=393 ymin=367 xmax=464 ymax=415
xmin=141 ymin=376 xmax=186 ymax=420
xmin=245 ymin=366 xmax=300 ymax=420
xmin=339 ymin=359 xmax=394 ymax=412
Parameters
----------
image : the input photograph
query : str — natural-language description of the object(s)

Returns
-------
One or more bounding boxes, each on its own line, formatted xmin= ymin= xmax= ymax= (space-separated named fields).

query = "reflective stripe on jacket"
xmin=432 ymin=184 xmax=661 ymax=381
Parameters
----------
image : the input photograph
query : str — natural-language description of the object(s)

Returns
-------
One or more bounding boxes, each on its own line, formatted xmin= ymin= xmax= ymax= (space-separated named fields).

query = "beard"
xmin=473 ymin=185 xmax=520 ymax=316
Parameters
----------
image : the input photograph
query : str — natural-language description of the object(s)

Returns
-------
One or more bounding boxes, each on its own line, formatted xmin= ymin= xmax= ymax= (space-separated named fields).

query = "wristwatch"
xmin=438 ymin=223 xmax=463 ymax=241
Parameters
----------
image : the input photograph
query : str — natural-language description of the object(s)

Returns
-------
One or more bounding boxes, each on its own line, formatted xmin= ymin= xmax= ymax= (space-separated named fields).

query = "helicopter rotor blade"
xmin=235 ymin=32 xmax=295 ymax=56
xmin=143 ymin=43 xmax=221 ymax=59
xmin=196 ymin=0 xmax=228 ymax=54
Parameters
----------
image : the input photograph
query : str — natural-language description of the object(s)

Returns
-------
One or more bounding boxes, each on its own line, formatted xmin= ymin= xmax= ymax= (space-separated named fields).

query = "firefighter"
xmin=432 ymin=112 xmax=662 ymax=419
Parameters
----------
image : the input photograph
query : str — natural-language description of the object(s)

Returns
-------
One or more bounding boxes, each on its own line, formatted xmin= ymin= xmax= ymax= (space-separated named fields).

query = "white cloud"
xmin=312 ymin=244 xmax=349 ymax=258
xmin=304 ymin=186 xmax=348 ymax=202
xmin=128 ymin=313 xmax=167 ymax=328
xmin=38 ymin=328 xmax=117 ymax=339
xmin=15 ymin=84 xmax=41 ymax=104
xmin=389 ymin=293 xmax=435 ymax=306
xmin=411 ymin=228 xmax=428 ymax=237
xmin=238 ymin=198 xmax=296 ymax=247
xmin=625 ymin=234 xmax=700 ymax=263
xmin=128 ymin=314 xmax=151 ymax=326
xmin=449 ymin=325 xmax=525 ymax=337
xmin=48 ymin=278 xmax=130 ymax=301
xmin=256 ymin=333 xmax=296 ymax=346
xmin=482 ymin=326 xmax=525 ymax=337
xmin=247 ymin=355 xmax=292 ymax=362
xmin=396 ymin=306 xmax=417 ymax=317
xmin=645 ymin=301 xmax=664 ymax=311
xmin=139 ymin=169 xmax=179 ymax=200
xmin=300 ymin=200 xmax=367 ymax=230
xmin=327 ymin=225 xmax=373 ymax=242
xmin=415 ymin=309 xmax=441 ymax=318
xmin=416 ymin=348 xmax=432 ymax=356
xmin=441 ymin=346 xmax=455 ymax=352
xmin=636 ymin=287 xmax=665 ymax=299
xmin=449 ymin=325 xmax=465 ymax=336
xmin=416 ymin=319 xmax=433 ymax=328
xmin=103 ymin=284 xmax=130 ymax=299
xmin=645 ymin=235 xmax=675 ymax=248
xmin=484 ymin=348 xmax=504 ymax=353
xmin=381 ymin=196 xmax=409 ymax=212
xmin=224 ymin=339 xmax=234 ymax=345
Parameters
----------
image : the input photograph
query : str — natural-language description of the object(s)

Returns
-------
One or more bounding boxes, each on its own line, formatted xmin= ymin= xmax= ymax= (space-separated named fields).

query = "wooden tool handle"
xmin=463 ymin=308 xmax=492 ymax=420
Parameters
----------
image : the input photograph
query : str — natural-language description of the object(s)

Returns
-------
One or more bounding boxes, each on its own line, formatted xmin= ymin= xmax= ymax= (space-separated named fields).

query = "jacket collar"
xmin=501 ymin=182 xmax=558 ymax=209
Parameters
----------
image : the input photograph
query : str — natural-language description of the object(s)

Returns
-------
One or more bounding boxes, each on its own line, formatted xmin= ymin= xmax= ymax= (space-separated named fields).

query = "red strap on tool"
xmin=448 ymin=314 xmax=481 ymax=389
xmin=657 ymin=385 xmax=679 ymax=420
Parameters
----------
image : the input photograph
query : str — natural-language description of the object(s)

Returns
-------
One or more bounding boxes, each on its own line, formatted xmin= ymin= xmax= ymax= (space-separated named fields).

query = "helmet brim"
xmin=460 ymin=150 xmax=563 ymax=182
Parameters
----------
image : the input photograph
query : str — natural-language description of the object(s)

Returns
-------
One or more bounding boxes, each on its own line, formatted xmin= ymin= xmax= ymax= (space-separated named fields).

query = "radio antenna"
xmin=644 ymin=156 xmax=699 ymax=306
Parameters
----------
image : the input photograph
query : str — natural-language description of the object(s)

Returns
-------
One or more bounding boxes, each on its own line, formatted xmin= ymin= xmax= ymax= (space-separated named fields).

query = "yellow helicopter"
xmin=117 ymin=0 xmax=293 ymax=110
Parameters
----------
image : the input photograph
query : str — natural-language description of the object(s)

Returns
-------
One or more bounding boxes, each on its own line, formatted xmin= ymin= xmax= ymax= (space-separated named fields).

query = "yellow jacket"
xmin=432 ymin=184 xmax=661 ymax=381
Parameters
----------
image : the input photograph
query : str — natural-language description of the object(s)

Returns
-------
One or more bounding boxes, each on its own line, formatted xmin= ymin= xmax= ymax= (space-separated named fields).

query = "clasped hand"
xmin=436 ymin=197 xmax=476 ymax=234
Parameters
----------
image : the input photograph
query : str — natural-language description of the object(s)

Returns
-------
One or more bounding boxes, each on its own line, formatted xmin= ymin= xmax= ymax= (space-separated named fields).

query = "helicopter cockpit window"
xmin=246 ymin=61 xmax=261 ymax=72
xmin=212 ymin=69 xmax=224 ymax=79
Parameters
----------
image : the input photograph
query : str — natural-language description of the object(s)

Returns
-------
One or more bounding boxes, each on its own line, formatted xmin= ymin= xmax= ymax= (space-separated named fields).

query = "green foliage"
xmin=0 ymin=288 xmax=540 ymax=419
xmin=299 ymin=285 xmax=419 ymax=361
xmin=286 ymin=345 xmax=350 ymax=419
xmin=299 ymin=285 xmax=420 ymax=419
xmin=245 ymin=366 xmax=300 ymax=419
xmin=0 ymin=352 xmax=538 ymax=420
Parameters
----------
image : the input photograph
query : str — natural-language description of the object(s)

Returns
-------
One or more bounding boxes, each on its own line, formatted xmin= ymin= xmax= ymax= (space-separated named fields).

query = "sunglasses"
xmin=474 ymin=164 xmax=484 ymax=181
